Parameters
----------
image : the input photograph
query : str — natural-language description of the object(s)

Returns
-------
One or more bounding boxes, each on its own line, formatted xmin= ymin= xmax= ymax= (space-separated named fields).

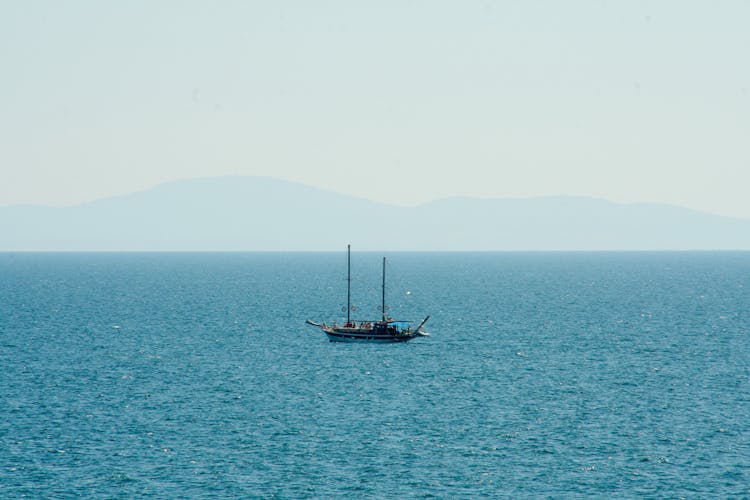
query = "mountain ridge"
xmin=1 ymin=176 xmax=749 ymax=251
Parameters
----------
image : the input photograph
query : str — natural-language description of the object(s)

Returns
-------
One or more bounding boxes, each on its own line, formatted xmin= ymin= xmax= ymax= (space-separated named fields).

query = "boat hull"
xmin=324 ymin=328 xmax=420 ymax=343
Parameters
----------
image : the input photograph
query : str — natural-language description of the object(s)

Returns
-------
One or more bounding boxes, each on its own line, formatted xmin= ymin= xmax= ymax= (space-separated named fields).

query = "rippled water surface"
xmin=2 ymin=252 xmax=750 ymax=497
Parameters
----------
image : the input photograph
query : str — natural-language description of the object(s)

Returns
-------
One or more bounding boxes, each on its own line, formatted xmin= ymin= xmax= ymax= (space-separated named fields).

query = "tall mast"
xmin=347 ymin=244 xmax=351 ymax=324
xmin=382 ymin=256 xmax=386 ymax=321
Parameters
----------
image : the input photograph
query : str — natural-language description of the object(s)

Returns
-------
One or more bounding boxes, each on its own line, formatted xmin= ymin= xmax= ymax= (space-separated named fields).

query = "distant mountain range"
xmin=2 ymin=176 xmax=749 ymax=251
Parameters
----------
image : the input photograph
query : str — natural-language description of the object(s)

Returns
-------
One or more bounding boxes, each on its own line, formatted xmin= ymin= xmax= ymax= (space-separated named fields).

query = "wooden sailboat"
xmin=306 ymin=245 xmax=430 ymax=343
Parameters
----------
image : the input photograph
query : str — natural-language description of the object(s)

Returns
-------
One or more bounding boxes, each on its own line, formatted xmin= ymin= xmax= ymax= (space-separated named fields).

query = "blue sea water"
xmin=1 ymin=252 xmax=750 ymax=498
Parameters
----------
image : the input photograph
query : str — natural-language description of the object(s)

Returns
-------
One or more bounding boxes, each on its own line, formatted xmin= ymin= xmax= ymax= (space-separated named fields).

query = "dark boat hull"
xmin=324 ymin=327 xmax=423 ymax=343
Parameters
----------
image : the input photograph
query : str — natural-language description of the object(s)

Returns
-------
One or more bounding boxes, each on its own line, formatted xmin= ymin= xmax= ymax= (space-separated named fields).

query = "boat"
xmin=305 ymin=245 xmax=430 ymax=343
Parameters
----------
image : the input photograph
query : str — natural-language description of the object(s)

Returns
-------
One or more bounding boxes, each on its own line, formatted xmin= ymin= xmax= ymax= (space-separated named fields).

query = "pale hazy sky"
xmin=1 ymin=1 xmax=749 ymax=216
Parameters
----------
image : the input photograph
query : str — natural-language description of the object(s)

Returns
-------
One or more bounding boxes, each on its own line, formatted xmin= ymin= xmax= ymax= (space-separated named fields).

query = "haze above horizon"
xmin=2 ymin=2 xmax=749 ymax=217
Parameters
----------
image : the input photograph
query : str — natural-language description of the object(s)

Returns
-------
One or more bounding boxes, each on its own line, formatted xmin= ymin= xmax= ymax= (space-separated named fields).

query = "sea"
xmin=1 ymin=251 xmax=749 ymax=498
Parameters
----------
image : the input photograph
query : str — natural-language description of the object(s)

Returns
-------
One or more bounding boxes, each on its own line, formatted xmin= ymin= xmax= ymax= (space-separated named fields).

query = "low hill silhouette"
xmin=2 ymin=176 xmax=749 ymax=251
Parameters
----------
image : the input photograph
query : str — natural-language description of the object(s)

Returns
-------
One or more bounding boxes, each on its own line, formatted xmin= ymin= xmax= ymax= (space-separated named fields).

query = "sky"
xmin=1 ymin=1 xmax=749 ymax=217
